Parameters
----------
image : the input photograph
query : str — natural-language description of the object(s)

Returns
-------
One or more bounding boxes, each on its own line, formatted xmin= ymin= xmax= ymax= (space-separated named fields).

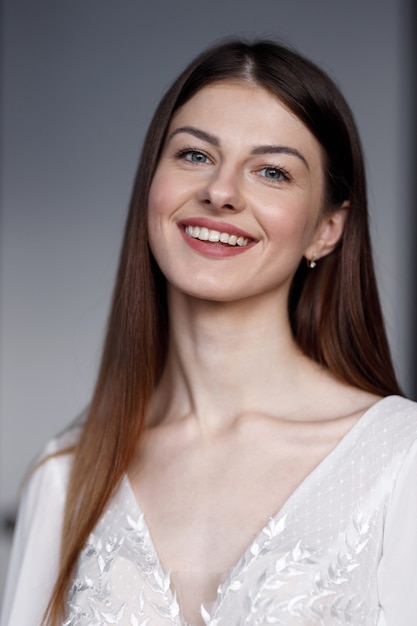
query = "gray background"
xmin=0 ymin=0 xmax=414 ymax=603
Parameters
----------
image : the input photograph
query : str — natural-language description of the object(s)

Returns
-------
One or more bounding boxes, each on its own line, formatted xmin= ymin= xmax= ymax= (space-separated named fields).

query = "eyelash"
xmin=174 ymin=147 xmax=292 ymax=184
xmin=174 ymin=147 xmax=211 ymax=164
xmin=257 ymin=165 xmax=292 ymax=184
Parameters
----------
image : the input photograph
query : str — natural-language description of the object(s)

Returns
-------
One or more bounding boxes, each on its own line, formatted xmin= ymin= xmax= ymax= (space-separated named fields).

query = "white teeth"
xmin=184 ymin=225 xmax=249 ymax=247
xmin=199 ymin=227 xmax=209 ymax=241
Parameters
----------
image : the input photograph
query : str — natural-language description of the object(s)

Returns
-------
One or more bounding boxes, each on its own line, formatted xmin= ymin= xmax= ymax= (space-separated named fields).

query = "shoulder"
xmin=347 ymin=395 xmax=417 ymax=495
xmin=376 ymin=394 xmax=417 ymax=416
xmin=39 ymin=410 xmax=84 ymax=459
xmin=365 ymin=395 xmax=417 ymax=445
xmin=376 ymin=398 xmax=417 ymax=619
xmin=379 ymin=394 xmax=417 ymax=470
xmin=0 ymin=414 xmax=85 ymax=626
xmin=28 ymin=414 xmax=84 ymax=494
xmin=366 ymin=396 xmax=417 ymax=511
xmin=19 ymin=413 xmax=84 ymax=537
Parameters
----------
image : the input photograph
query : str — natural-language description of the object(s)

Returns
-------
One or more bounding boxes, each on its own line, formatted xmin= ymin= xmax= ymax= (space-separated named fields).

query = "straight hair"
xmin=43 ymin=39 xmax=402 ymax=624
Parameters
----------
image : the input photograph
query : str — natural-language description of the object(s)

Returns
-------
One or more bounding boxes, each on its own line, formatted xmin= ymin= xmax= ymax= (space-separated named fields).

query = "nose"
xmin=197 ymin=164 xmax=245 ymax=213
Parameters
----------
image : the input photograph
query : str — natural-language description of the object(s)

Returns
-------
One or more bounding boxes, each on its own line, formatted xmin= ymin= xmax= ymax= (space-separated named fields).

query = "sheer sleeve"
xmin=377 ymin=438 xmax=417 ymax=626
xmin=0 ymin=441 xmax=72 ymax=626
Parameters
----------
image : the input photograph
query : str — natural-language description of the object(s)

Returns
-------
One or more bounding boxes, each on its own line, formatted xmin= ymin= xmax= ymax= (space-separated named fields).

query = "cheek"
xmin=148 ymin=167 xmax=186 ymax=226
xmin=148 ymin=175 xmax=165 ymax=221
xmin=147 ymin=173 xmax=181 ymax=272
xmin=147 ymin=175 xmax=170 ymax=243
xmin=263 ymin=198 xmax=320 ymax=248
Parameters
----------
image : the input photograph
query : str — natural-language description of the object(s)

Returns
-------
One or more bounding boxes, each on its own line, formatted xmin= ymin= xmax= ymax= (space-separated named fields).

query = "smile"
xmin=184 ymin=225 xmax=250 ymax=247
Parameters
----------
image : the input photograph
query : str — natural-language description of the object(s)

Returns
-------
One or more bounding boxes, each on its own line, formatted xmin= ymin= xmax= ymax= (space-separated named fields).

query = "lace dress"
xmin=2 ymin=396 xmax=417 ymax=625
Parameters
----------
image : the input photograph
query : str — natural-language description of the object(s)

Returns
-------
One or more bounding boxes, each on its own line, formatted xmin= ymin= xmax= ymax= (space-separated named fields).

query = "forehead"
xmin=169 ymin=81 xmax=322 ymax=159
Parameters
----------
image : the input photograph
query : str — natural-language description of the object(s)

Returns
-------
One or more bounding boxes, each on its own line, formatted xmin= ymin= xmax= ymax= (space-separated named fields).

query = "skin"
xmin=129 ymin=81 xmax=381 ymax=624
xmin=148 ymin=81 xmax=342 ymax=305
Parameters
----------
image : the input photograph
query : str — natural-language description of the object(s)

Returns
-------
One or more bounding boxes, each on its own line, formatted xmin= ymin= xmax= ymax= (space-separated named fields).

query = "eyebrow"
xmin=167 ymin=126 xmax=309 ymax=169
xmin=250 ymin=145 xmax=309 ymax=169
xmin=168 ymin=126 xmax=220 ymax=146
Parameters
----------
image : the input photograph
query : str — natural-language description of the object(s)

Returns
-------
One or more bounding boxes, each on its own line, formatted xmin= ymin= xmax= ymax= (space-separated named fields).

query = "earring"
xmin=308 ymin=254 xmax=317 ymax=269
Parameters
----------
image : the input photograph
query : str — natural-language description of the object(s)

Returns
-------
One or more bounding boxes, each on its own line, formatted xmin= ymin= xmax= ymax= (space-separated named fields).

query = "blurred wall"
xmin=0 ymin=0 xmax=413 ymax=599
xmin=410 ymin=1 xmax=417 ymax=398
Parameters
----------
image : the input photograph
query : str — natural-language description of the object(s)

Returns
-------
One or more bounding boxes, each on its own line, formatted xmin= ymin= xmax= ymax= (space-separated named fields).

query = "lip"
xmin=177 ymin=217 xmax=257 ymax=259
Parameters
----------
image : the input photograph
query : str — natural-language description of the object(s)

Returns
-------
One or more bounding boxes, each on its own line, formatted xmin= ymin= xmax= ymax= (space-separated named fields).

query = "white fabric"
xmin=2 ymin=396 xmax=417 ymax=625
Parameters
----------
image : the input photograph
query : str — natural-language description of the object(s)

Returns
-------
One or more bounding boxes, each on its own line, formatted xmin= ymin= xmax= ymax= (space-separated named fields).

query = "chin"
xmin=166 ymin=279 xmax=240 ymax=303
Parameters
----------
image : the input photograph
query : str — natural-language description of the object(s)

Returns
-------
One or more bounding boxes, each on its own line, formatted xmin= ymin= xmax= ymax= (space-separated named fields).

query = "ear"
xmin=304 ymin=201 xmax=348 ymax=264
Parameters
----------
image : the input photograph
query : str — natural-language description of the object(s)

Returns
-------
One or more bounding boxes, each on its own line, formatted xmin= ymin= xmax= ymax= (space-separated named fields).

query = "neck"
xmin=147 ymin=287 xmax=321 ymax=432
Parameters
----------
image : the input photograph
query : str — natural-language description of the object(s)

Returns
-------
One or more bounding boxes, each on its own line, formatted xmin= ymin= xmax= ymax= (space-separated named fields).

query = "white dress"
xmin=2 ymin=396 xmax=417 ymax=625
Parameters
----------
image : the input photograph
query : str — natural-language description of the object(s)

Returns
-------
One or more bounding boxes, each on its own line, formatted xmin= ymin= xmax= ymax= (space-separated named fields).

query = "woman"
xmin=2 ymin=39 xmax=417 ymax=626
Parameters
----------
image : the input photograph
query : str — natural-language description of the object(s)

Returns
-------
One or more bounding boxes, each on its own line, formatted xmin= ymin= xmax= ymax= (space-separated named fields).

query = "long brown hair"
xmin=43 ymin=39 xmax=402 ymax=623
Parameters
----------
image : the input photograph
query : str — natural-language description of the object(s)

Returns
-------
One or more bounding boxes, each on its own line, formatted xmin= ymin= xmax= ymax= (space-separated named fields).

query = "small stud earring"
xmin=308 ymin=254 xmax=317 ymax=269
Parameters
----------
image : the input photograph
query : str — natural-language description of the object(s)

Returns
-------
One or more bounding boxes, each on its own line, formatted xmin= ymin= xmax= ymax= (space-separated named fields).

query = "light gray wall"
xmin=0 ymin=0 xmax=412 ymax=598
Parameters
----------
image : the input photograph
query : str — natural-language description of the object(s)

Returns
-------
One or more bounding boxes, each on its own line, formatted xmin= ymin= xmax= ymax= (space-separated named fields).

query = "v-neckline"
xmin=123 ymin=395 xmax=396 ymax=624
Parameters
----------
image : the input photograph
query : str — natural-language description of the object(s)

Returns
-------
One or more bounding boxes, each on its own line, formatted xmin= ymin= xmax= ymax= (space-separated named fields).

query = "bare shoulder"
xmin=300 ymin=362 xmax=384 ymax=423
xmin=328 ymin=385 xmax=383 ymax=421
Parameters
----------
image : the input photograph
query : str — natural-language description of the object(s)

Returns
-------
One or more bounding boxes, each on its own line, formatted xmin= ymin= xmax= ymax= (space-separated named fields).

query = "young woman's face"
xmin=148 ymin=81 xmax=328 ymax=303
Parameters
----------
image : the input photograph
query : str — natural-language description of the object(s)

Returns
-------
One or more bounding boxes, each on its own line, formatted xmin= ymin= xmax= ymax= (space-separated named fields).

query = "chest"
xmin=63 ymin=397 xmax=416 ymax=624
xmin=129 ymin=424 xmax=341 ymax=576
xmin=66 ymin=457 xmax=390 ymax=626
xmin=124 ymin=420 xmax=361 ymax=624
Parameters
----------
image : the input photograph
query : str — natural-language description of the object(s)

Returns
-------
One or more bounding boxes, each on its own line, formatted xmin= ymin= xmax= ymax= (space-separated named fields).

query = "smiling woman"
xmin=2 ymin=39 xmax=416 ymax=626
xmin=147 ymin=81 xmax=339 ymax=301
